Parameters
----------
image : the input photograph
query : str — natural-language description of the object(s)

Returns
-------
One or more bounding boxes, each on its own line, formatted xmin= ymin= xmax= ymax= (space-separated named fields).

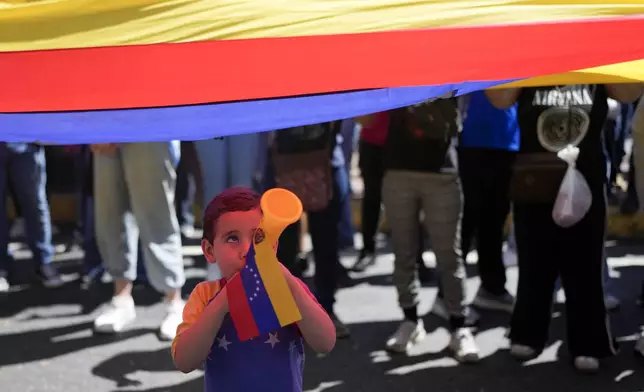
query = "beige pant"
xmin=382 ymin=170 xmax=466 ymax=317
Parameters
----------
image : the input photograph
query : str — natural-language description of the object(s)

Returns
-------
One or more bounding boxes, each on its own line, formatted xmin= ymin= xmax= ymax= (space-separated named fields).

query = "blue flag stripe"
xmin=241 ymin=247 xmax=281 ymax=334
xmin=0 ymin=81 xmax=515 ymax=143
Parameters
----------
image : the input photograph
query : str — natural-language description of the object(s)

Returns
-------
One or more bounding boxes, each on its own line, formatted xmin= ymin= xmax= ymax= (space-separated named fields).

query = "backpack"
xmin=271 ymin=122 xmax=337 ymax=212
xmin=405 ymin=98 xmax=460 ymax=142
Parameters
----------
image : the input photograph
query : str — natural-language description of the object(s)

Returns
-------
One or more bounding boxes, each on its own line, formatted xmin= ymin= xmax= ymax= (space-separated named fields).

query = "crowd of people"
xmin=1 ymin=84 xmax=644 ymax=377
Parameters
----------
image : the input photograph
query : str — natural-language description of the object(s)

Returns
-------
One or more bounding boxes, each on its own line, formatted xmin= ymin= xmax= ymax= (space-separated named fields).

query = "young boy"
xmin=172 ymin=187 xmax=336 ymax=391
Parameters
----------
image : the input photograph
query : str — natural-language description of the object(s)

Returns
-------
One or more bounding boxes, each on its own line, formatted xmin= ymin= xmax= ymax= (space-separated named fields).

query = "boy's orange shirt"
xmin=171 ymin=280 xmax=223 ymax=360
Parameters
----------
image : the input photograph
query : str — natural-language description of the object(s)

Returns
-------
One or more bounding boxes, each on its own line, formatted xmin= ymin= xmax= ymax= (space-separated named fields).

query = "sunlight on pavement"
xmin=304 ymin=380 xmax=344 ymax=392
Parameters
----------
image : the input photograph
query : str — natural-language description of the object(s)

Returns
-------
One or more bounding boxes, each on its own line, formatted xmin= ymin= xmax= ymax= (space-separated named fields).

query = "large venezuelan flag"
xmin=1 ymin=0 xmax=644 ymax=143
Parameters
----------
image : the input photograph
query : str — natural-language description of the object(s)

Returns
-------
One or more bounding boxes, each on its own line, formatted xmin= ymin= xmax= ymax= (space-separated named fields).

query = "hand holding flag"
xmin=226 ymin=188 xmax=303 ymax=341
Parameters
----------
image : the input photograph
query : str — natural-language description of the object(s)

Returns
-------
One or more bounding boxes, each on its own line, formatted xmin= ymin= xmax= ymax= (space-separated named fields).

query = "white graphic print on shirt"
xmin=533 ymin=85 xmax=594 ymax=153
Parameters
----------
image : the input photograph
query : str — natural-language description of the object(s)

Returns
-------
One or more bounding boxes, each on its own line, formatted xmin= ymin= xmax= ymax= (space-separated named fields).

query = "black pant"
xmin=175 ymin=142 xmax=199 ymax=229
xmin=276 ymin=220 xmax=302 ymax=277
xmin=360 ymin=140 xmax=425 ymax=259
xmin=459 ymin=147 xmax=514 ymax=296
xmin=510 ymin=181 xmax=616 ymax=358
xmin=358 ymin=140 xmax=385 ymax=253
xmin=308 ymin=166 xmax=349 ymax=313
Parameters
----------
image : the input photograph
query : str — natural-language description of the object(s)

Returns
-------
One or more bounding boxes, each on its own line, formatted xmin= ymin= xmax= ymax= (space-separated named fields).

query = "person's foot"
xmin=417 ymin=261 xmax=433 ymax=284
xmin=350 ymin=249 xmax=376 ymax=272
xmin=503 ymin=249 xmax=517 ymax=267
xmin=0 ymin=276 xmax=9 ymax=293
xmin=331 ymin=313 xmax=350 ymax=339
xmin=94 ymin=295 xmax=137 ymax=334
xmin=449 ymin=328 xmax=480 ymax=363
xmin=574 ymin=356 xmax=599 ymax=373
xmin=38 ymin=264 xmax=65 ymax=288
xmin=81 ymin=266 xmax=105 ymax=290
xmin=159 ymin=298 xmax=185 ymax=341
xmin=431 ymin=297 xmax=480 ymax=328
xmin=635 ymin=335 xmax=644 ymax=358
xmin=509 ymin=343 xmax=538 ymax=360
xmin=472 ymin=288 xmax=514 ymax=313
xmin=385 ymin=319 xmax=427 ymax=353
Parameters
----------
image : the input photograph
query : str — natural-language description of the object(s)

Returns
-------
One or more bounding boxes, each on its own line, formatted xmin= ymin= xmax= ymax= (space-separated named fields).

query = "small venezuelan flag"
xmin=227 ymin=221 xmax=301 ymax=342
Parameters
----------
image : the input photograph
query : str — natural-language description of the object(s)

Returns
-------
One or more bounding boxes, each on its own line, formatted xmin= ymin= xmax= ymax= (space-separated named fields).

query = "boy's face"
xmin=201 ymin=208 xmax=262 ymax=279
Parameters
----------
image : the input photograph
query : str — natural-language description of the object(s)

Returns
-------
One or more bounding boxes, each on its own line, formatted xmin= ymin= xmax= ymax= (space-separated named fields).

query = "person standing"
xmin=382 ymin=100 xmax=479 ymax=362
xmin=486 ymin=84 xmax=643 ymax=372
xmin=92 ymin=142 xmax=185 ymax=340
xmin=0 ymin=143 xmax=62 ymax=292
xmin=458 ymin=91 xmax=518 ymax=313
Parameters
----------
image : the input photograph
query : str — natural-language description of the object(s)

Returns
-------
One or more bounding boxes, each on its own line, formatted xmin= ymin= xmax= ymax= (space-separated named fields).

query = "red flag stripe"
xmin=226 ymin=275 xmax=259 ymax=342
xmin=1 ymin=16 xmax=643 ymax=113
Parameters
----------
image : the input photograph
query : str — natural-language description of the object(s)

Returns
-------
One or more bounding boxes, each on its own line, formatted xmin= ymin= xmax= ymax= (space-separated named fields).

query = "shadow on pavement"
xmin=0 ymin=321 xmax=153 ymax=367
xmin=93 ymin=346 xmax=178 ymax=388
xmin=92 ymin=317 xmax=644 ymax=392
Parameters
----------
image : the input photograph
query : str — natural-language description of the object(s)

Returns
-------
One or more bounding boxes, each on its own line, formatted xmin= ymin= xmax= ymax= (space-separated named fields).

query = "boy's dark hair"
xmin=202 ymin=187 xmax=261 ymax=243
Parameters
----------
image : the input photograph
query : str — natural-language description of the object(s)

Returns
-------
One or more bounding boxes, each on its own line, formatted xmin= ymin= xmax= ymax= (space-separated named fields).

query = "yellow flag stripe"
xmin=498 ymin=60 xmax=644 ymax=88
xmin=1 ymin=0 xmax=643 ymax=52
xmin=254 ymin=225 xmax=301 ymax=327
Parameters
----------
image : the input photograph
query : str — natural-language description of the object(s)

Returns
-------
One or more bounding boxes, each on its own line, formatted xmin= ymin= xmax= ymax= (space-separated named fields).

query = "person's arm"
xmin=282 ymin=266 xmax=336 ymax=353
xmin=606 ymin=84 xmax=644 ymax=104
xmin=172 ymin=282 xmax=228 ymax=373
xmin=484 ymin=88 xmax=522 ymax=109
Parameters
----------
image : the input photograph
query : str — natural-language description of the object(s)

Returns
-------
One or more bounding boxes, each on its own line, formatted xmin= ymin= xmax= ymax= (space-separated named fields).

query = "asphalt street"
xmin=1 ymin=236 xmax=644 ymax=392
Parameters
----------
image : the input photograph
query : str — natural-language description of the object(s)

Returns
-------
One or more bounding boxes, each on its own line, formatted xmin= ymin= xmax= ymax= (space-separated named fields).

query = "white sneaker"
xmin=574 ymin=356 xmax=599 ymax=373
xmin=0 ymin=276 xmax=9 ymax=293
xmin=94 ymin=295 xmax=137 ymax=334
xmin=385 ymin=320 xmax=427 ymax=353
xmin=159 ymin=299 xmax=185 ymax=341
xmin=503 ymin=249 xmax=517 ymax=267
xmin=449 ymin=328 xmax=480 ymax=363
xmin=509 ymin=343 xmax=537 ymax=360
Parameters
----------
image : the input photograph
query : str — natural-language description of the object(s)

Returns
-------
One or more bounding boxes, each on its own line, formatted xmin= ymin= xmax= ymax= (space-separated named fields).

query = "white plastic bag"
xmin=552 ymin=145 xmax=592 ymax=228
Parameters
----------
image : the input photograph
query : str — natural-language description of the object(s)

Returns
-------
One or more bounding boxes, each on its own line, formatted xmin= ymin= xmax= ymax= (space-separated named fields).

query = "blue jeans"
xmin=195 ymin=134 xmax=260 ymax=203
xmin=308 ymin=166 xmax=350 ymax=313
xmin=0 ymin=143 xmax=54 ymax=277
xmin=196 ymin=134 xmax=260 ymax=281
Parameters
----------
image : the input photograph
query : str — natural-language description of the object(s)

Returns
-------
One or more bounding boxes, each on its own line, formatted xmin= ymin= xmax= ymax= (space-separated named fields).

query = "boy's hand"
xmin=279 ymin=263 xmax=295 ymax=286
xmin=206 ymin=285 xmax=229 ymax=315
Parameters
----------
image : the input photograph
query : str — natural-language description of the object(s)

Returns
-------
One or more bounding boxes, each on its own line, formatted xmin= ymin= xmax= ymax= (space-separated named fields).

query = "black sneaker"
xmin=38 ymin=264 xmax=65 ymax=288
xmin=350 ymin=249 xmax=376 ymax=272
xmin=417 ymin=261 xmax=433 ymax=284
xmin=331 ymin=313 xmax=350 ymax=339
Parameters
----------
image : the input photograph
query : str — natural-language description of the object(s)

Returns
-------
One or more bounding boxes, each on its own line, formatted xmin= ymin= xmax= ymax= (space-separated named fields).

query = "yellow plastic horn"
xmin=260 ymin=188 xmax=303 ymax=240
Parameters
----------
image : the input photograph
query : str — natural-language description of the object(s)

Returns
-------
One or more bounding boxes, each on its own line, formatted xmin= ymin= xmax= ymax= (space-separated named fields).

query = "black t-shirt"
xmin=384 ymin=99 xmax=460 ymax=173
xmin=517 ymin=84 xmax=608 ymax=187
